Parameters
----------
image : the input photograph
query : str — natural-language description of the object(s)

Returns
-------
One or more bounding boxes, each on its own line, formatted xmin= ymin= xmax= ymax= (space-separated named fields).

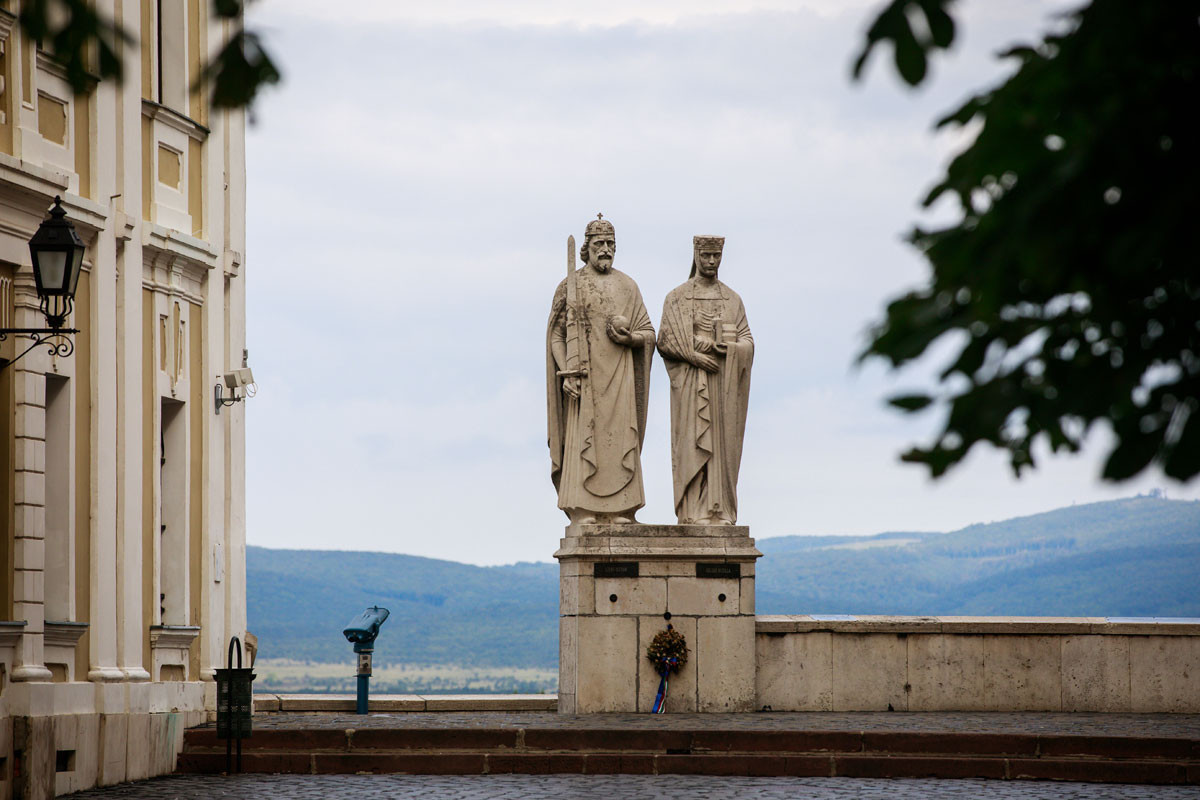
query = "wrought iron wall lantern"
xmin=0 ymin=196 xmax=84 ymax=371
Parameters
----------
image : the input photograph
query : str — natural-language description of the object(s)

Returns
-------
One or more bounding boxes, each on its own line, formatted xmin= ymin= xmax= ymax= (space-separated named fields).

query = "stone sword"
xmin=558 ymin=234 xmax=589 ymax=382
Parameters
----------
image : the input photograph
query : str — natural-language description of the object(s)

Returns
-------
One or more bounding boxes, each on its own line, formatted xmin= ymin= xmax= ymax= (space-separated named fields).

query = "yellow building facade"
xmin=0 ymin=2 xmax=248 ymax=797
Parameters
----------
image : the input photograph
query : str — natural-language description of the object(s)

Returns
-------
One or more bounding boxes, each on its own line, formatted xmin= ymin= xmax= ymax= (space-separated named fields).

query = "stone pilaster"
xmin=554 ymin=524 xmax=761 ymax=713
xmin=10 ymin=290 xmax=52 ymax=683
xmin=114 ymin=225 xmax=149 ymax=682
xmin=87 ymin=206 xmax=123 ymax=684
xmin=111 ymin=33 xmax=151 ymax=682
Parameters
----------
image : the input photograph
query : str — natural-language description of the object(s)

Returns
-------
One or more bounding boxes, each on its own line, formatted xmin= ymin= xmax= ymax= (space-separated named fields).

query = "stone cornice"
xmin=142 ymin=99 xmax=210 ymax=142
xmin=43 ymin=620 xmax=89 ymax=648
xmin=35 ymin=48 xmax=102 ymax=89
xmin=0 ymin=153 xmax=70 ymax=212
xmin=555 ymin=524 xmax=761 ymax=561
xmin=143 ymin=223 xmax=219 ymax=270
xmin=0 ymin=155 xmax=108 ymax=237
xmin=149 ymin=625 xmax=201 ymax=650
xmin=0 ymin=9 xmax=17 ymax=39
xmin=60 ymin=195 xmax=109 ymax=236
xmin=0 ymin=620 xmax=26 ymax=648
xmin=223 ymin=248 xmax=242 ymax=278
xmin=35 ymin=49 xmax=69 ymax=83
xmin=142 ymin=224 xmax=218 ymax=304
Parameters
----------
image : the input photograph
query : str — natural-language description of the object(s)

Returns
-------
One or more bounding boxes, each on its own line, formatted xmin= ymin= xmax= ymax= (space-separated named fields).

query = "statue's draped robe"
xmin=547 ymin=267 xmax=655 ymax=517
xmin=658 ymin=278 xmax=753 ymax=524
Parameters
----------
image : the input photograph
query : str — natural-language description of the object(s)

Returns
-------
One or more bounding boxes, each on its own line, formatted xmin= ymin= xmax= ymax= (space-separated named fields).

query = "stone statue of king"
xmin=547 ymin=215 xmax=655 ymax=525
xmin=657 ymin=236 xmax=754 ymax=525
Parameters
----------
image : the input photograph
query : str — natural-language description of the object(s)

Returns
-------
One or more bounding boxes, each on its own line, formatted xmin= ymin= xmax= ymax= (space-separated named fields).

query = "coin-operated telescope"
xmin=342 ymin=606 xmax=390 ymax=714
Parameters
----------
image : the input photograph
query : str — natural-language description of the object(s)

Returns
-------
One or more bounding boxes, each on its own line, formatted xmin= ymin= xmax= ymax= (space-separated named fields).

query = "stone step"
xmin=176 ymin=750 xmax=1197 ymax=783
xmin=177 ymin=727 xmax=1200 ymax=784
xmin=253 ymin=694 xmax=557 ymax=713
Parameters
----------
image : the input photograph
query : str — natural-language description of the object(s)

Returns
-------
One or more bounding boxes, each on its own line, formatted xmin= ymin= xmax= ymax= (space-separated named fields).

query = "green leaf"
xmin=1163 ymin=405 xmax=1200 ymax=481
xmin=852 ymin=2 xmax=908 ymax=80
xmin=213 ymin=0 xmax=242 ymax=18
xmin=921 ymin=1 xmax=956 ymax=48
xmin=853 ymin=0 xmax=956 ymax=85
xmin=1102 ymin=429 xmax=1160 ymax=481
xmin=892 ymin=18 xmax=928 ymax=85
xmin=889 ymin=394 xmax=935 ymax=412
xmin=204 ymin=29 xmax=282 ymax=110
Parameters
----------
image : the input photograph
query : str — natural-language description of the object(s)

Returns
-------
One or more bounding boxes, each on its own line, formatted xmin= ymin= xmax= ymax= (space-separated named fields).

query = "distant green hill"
xmin=755 ymin=496 xmax=1200 ymax=617
xmin=247 ymin=496 xmax=1200 ymax=668
xmin=247 ymin=549 xmax=558 ymax=667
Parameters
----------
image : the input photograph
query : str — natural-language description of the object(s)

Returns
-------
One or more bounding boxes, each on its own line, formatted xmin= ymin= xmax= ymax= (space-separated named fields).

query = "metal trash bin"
xmin=214 ymin=636 xmax=255 ymax=772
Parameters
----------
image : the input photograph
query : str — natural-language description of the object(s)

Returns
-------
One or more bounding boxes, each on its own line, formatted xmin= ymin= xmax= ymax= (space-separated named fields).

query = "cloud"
xmin=254 ymin=0 xmax=878 ymax=27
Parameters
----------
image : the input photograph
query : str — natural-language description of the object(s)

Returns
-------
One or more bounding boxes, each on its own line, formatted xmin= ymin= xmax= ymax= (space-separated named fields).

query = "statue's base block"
xmin=554 ymin=523 xmax=762 ymax=714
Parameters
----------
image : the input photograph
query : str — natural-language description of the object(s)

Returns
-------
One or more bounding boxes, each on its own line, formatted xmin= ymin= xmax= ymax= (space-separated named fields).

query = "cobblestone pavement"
xmin=239 ymin=712 xmax=1200 ymax=738
xmin=65 ymin=775 xmax=1200 ymax=799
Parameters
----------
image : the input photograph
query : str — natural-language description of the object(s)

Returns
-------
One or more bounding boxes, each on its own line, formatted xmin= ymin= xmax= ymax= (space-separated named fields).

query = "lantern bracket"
xmin=0 ymin=327 xmax=79 ymax=372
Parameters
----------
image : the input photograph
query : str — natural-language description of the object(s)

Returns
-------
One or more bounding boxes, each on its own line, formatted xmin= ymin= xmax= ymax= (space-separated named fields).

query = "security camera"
xmin=223 ymin=367 xmax=255 ymax=389
xmin=215 ymin=366 xmax=257 ymax=415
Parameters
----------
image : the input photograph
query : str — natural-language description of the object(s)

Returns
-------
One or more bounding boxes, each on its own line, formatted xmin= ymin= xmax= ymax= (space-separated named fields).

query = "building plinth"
xmin=554 ymin=523 xmax=761 ymax=714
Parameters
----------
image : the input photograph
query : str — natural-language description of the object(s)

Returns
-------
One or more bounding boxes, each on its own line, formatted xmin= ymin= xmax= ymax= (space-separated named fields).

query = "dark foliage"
xmin=854 ymin=0 xmax=1200 ymax=482
xmin=18 ymin=0 xmax=278 ymax=111
xmin=202 ymin=28 xmax=280 ymax=110
xmin=18 ymin=0 xmax=127 ymax=92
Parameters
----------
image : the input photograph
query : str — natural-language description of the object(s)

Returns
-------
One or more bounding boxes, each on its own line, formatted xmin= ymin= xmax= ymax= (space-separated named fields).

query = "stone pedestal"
xmin=554 ymin=524 xmax=761 ymax=714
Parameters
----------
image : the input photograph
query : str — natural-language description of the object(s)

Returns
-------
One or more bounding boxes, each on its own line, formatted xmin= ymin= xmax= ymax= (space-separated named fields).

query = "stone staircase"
xmin=176 ymin=724 xmax=1200 ymax=784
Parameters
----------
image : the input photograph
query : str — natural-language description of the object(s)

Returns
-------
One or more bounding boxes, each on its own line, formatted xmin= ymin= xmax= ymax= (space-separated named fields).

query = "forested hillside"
xmin=248 ymin=496 xmax=1200 ymax=667
xmin=248 ymin=548 xmax=558 ymax=666
xmin=755 ymin=496 xmax=1200 ymax=617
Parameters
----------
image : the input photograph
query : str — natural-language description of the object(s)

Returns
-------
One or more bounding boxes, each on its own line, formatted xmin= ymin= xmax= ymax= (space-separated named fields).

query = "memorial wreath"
xmin=646 ymin=625 xmax=688 ymax=713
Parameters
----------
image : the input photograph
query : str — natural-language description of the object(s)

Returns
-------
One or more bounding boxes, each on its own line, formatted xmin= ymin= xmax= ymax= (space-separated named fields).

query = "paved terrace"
xmin=63 ymin=774 xmax=1200 ymax=799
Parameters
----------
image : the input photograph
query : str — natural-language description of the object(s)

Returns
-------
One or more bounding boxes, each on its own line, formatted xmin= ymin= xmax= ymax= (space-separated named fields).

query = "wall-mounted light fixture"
xmin=0 ymin=197 xmax=84 ymax=371
xmin=215 ymin=366 xmax=256 ymax=415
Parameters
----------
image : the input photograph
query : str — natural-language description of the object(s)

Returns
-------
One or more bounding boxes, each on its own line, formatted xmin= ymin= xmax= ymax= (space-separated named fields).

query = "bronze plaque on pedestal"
xmin=594 ymin=561 xmax=639 ymax=578
xmin=696 ymin=562 xmax=740 ymax=579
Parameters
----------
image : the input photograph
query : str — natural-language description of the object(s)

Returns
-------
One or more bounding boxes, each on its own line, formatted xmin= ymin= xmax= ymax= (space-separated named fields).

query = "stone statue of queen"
xmin=657 ymin=236 xmax=753 ymax=525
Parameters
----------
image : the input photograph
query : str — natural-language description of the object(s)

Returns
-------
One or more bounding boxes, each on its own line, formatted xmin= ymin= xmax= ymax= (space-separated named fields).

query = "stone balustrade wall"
xmin=754 ymin=615 xmax=1200 ymax=713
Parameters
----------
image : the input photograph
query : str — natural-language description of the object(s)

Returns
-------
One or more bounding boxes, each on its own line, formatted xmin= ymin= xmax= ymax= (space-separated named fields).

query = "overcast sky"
xmin=242 ymin=0 xmax=1199 ymax=566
